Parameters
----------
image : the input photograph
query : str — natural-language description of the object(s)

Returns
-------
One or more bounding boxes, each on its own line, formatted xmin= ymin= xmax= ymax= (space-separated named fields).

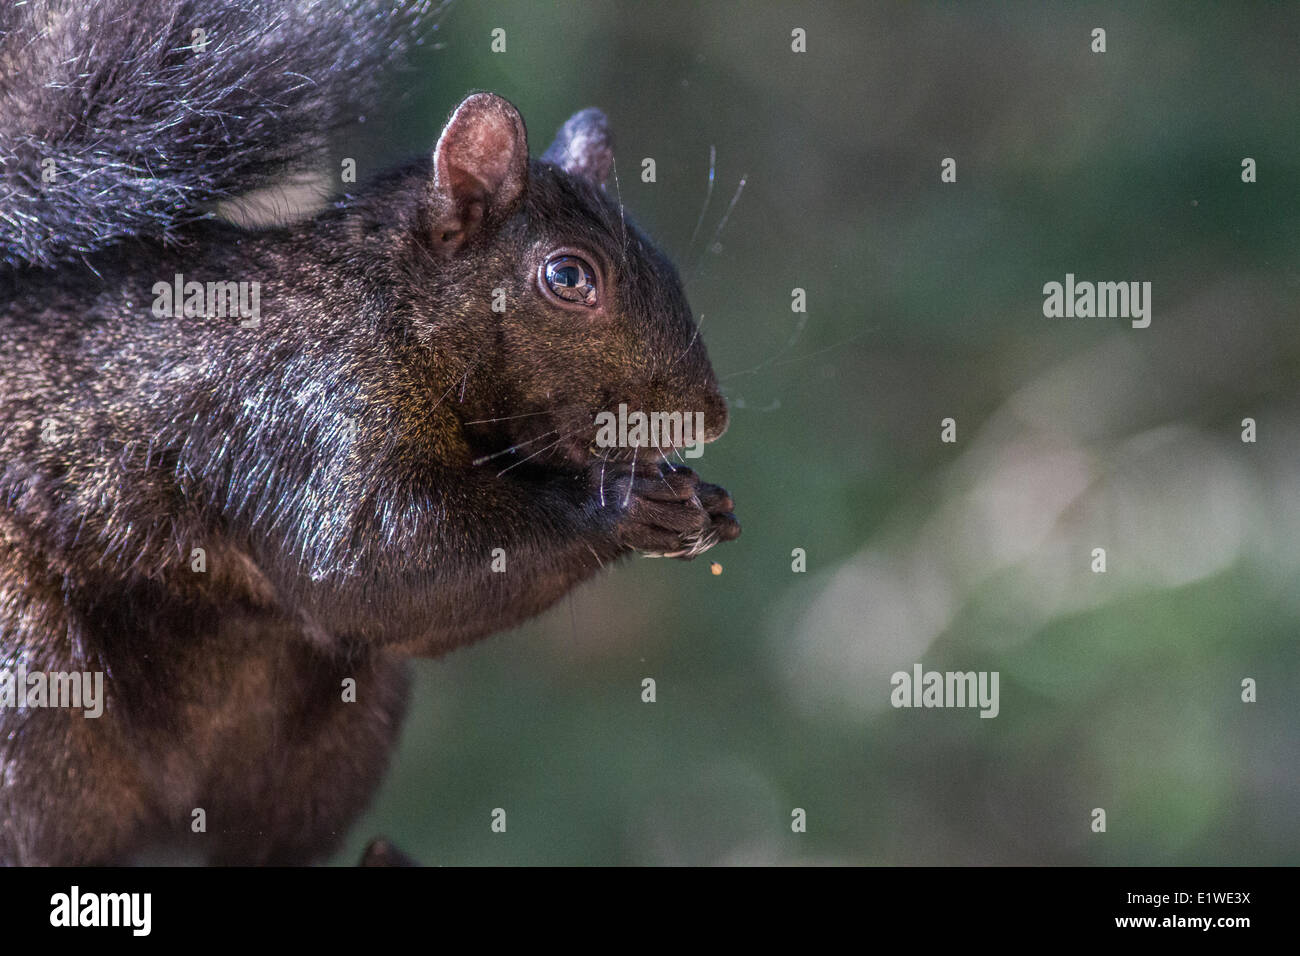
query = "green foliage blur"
xmin=331 ymin=0 xmax=1300 ymax=865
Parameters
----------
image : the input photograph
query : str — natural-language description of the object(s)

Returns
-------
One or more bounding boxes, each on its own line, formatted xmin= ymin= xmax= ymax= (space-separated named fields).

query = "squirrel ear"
xmin=428 ymin=93 xmax=528 ymax=254
xmin=542 ymin=108 xmax=614 ymax=188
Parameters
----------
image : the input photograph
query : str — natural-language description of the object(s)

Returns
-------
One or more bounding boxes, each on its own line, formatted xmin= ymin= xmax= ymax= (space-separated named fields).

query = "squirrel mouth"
xmin=546 ymin=419 xmax=702 ymax=472
xmin=582 ymin=441 xmax=676 ymax=468
xmin=559 ymin=436 xmax=635 ymax=470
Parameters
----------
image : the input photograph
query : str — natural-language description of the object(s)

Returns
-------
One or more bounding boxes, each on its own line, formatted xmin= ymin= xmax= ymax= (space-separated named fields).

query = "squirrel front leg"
xmin=286 ymin=460 xmax=738 ymax=651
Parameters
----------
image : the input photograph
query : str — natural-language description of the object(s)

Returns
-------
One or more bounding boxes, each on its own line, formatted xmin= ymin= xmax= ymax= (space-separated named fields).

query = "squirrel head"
xmin=417 ymin=92 xmax=729 ymax=472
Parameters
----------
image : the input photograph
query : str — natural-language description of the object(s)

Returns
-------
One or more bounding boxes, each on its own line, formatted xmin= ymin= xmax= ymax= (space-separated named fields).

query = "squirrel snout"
xmin=591 ymin=390 xmax=729 ymax=455
xmin=699 ymin=392 xmax=730 ymax=443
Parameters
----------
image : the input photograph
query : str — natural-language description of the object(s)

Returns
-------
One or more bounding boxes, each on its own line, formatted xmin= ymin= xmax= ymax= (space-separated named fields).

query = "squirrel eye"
xmin=542 ymin=254 xmax=599 ymax=307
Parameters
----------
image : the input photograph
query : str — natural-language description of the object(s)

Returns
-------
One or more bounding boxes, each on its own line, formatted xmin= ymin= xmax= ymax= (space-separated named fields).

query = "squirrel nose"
xmin=699 ymin=389 xmax=729 ymax=443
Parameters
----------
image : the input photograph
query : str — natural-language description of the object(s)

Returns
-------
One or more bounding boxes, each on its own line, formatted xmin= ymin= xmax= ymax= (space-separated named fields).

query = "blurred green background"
xmin=331 ymin=0 xmax=1300 ymax=864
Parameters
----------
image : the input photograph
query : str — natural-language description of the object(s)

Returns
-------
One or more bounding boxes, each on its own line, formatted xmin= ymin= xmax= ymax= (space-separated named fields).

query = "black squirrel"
xmin=0 ymin=0 xmax=738 ymax=864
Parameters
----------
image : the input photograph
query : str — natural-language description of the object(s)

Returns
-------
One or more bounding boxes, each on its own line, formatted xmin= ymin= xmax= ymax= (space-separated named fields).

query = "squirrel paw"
xmin=596 ymin=461 xmax=740 ymax=559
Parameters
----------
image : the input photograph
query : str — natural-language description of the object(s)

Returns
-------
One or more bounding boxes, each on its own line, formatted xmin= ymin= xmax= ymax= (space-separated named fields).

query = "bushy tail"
xmin=0 ymin=0 xmax=439 ymax=269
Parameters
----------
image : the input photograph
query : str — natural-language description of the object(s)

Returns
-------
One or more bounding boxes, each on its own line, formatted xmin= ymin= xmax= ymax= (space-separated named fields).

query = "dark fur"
xmin=0 ymin=0 xmax=736 ymax=863
xmin=0 ymin=0 xmax=439 ymax=268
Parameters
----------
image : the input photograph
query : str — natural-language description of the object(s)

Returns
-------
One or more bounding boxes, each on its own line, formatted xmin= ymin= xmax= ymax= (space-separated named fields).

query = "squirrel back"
xmin=0 ymin=0 xmax=738 ymax=865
